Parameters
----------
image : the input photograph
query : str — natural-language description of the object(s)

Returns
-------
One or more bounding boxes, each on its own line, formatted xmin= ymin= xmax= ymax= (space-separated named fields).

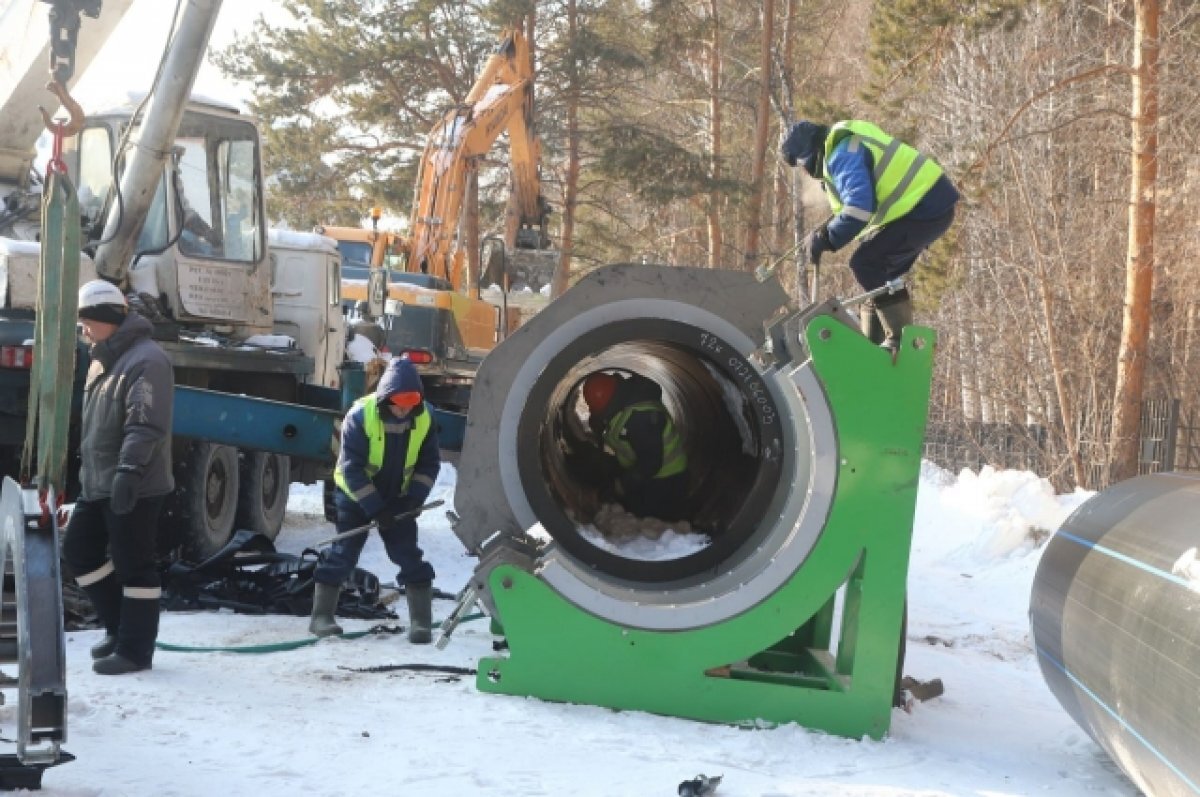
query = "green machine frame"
xmin=479 ymin=317 xmax=933 ymax=739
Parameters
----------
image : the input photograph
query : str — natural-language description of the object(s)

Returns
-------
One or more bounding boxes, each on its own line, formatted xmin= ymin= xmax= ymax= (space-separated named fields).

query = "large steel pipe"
xmin=1030 ymin=472 xmax=1200 ymax=796
xmin=453 ymin=264 xmax=843 ymax=630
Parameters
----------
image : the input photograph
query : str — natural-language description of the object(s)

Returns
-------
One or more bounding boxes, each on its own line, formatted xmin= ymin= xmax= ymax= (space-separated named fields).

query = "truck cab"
xmin=269 ymin=229 xmax=347 ymax=390
xmin=72 ymin=96 xmax=275 ymax=336
xmin=0 ymin=96 xmax=351 ymax=558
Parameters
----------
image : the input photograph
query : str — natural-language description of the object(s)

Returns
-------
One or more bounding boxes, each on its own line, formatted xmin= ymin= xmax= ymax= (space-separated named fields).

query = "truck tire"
xmin=179 ymin=442 xmax=240 ymax=560
xmin=235 ymin=451 xmax=290 ymax=540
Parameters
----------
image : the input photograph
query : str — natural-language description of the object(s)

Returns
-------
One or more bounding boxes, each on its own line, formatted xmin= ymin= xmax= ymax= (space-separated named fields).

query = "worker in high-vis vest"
xmin=582 ymin=371 xmax=689 ymax=523
xmin=309 ymin=357 xmax=440 ymax=643
xmin=781 ymin=119 xmax=959 ymax=351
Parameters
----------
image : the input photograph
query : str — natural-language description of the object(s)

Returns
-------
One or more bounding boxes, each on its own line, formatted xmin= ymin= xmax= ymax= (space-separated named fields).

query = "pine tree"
xmin=214 ymin=0 xmax=504 ymax=228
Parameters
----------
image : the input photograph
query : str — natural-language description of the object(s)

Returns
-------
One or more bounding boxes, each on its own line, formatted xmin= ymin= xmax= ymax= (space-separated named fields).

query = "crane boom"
xmin=92 ymin=0 xmax=224 ymax=283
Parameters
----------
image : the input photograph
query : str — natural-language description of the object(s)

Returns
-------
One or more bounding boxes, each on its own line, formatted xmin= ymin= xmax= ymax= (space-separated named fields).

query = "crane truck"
xmin=327 ymin=28 xmax=555 ymax=414
xmin=0 ymin=0 xmax=465 ymax=783
xmin=0 ymin=0 xmax=357 ymax=563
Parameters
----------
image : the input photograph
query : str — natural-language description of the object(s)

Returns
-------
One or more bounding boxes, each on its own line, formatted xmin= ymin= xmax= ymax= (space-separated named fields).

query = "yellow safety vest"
xmin=821 ymin=120 xmax=944 ymax=236
xmin=334 ymin=395 xmax=432 ymax=498
xmin=602 ymin=401 xmax=687 ymax=479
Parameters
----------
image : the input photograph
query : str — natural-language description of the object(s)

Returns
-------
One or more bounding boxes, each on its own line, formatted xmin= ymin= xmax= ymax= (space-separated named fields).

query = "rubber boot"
xmin=91 ymin=634 xmax=118 ymax=660
xmin=859 ymin=297 xmax=885 ymax=345
xmin=874 ymin=290 xmax=914 ymax=352
xmin=406 ymin=581 xmax=433 ymax=644
xmin=308 ymin=582 xmax=344 ymax=638
xmin=94 ymin=591 xmax=158 ymax=675
xmin=93 ymin=652 xmax=151 ymax=675
xmin=79 ymin=573 xmax=122 ymax=660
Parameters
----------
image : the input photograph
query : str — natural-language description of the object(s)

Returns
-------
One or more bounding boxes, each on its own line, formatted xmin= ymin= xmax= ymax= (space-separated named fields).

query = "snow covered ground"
xmin=21 ymin=464 xmax=1139 ymax=796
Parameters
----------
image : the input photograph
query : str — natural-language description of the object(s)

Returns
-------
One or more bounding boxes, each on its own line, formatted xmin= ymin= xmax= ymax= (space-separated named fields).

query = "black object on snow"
xmin=0 ymin=751 xmax=75 ymax=790
xmin=160 ymin=529 xmax=396 ymax=620
xmin=678 ymin=773 xmax=722 ymax=796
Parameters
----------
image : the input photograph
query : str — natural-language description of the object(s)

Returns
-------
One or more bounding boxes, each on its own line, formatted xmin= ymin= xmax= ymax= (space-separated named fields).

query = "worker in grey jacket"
xmin=63 ymin=279 xmax=174 ymax=675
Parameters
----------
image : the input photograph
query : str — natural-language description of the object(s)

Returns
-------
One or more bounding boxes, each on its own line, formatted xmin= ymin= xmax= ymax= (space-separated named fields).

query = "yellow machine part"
xmin=343 ymin=282 xmax=499 ymax=354
xmin=450 ymin=292 xmax=501 ymax=352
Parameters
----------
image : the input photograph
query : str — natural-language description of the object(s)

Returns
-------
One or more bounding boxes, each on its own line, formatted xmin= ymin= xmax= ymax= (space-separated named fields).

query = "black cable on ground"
xmin=339 ymin=663 xmax=477 ymax=676
xmin=154 ymin=613 xmax=485 ymax=654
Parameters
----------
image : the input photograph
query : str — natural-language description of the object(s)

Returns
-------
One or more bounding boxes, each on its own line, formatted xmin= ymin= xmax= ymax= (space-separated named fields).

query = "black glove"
xmin=110 ymin=469 xmax=141 ymax=515
xmin=406 ymin=485 xmax=431 ymax=511
xmin=803 ymin=224 xmax=831 ymax=265
xmin=372 ymin=504 xmax=399 ymax=532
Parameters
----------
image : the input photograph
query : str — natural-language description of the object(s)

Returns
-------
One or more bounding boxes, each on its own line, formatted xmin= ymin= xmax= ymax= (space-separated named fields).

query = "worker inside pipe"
xmin=576 ymin=370 xmax=690 ymax=527
xmin=537 ymin=344 xmax=777 ymax=577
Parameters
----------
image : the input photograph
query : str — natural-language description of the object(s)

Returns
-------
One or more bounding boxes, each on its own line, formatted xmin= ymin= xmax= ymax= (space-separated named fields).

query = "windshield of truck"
xmin=342 ymin=266 xmax=434 ymax=286
xmin=76 ymin=126 xmax=111 ymax=229
xmin=74 ymin=124 xmax=169 ymax=253
xmin=337 ymin=241 xmax=372 ymax=269
xmin=174 ymin=114 xmax=262 ymax=263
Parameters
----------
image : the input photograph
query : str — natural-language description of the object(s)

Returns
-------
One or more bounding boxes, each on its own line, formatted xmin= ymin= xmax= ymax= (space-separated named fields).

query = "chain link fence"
xmin=923 ymin=398 xmax=1200 ymax=489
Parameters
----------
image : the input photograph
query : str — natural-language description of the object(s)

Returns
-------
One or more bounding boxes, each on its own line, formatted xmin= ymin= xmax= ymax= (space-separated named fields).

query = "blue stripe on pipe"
xmin=1057 ymin=530 xmax=1192 ymax=589
xmin=1036 ymin=646 xmax=1200 ymax=794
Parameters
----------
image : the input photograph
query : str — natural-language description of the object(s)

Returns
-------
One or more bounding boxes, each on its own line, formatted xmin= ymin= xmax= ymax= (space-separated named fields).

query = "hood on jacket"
xmin=781 ymin=120 xmax=829 ymax=178
xmin=375 ymin=356 xmax=426 ymax=405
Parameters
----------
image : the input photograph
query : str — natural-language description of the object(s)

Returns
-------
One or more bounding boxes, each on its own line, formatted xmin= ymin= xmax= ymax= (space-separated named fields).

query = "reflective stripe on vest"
xmin=602 ymin=401 xmax=687 ymax=479
xmin=821 ymin=120 xmax=943 ymax=235
xmin=334 ymin=396 xmax=432 ymax=498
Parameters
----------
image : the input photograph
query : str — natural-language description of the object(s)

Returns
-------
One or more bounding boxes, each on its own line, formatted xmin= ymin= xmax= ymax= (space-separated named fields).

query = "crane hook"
xmin=39 ymin=80 xmax=85 ymax=175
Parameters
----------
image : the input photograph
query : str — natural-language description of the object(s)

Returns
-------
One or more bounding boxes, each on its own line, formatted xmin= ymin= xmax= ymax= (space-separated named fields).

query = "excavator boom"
xmin=403 ymin=29 xmax=549 ymax=292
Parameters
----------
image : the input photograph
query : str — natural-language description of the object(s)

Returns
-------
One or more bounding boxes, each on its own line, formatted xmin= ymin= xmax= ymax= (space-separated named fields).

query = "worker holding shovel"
xmin=308 ymin=357 xmax=441 ymax=643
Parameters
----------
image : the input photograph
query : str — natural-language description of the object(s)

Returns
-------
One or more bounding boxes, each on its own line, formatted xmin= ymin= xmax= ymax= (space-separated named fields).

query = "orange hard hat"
xmin=582 ymin=372 xmax=618 ymax=414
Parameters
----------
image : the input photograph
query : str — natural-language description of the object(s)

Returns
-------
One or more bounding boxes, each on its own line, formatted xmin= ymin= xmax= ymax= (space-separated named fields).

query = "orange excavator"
xmin=327 ymin=27 xmax=554 ymax=413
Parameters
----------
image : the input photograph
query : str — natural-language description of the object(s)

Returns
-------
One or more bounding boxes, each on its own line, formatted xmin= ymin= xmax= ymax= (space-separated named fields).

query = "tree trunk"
xmin=552 ymin=0 xmax=579 ymax=298
xmin=705 ymin=0 xmax=723 ymax=269
xmin=741 ymin=0 xmax=775 ymax=271
xmin=774 ymin=0 xmax=796 ymax=268
xmin=1109 ymin=0 xmax=1160 ymax=483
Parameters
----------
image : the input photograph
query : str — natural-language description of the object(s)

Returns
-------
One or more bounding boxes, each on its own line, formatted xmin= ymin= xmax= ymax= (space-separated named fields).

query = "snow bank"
xmin=914 ymin=462 xmax=1092 ymax=564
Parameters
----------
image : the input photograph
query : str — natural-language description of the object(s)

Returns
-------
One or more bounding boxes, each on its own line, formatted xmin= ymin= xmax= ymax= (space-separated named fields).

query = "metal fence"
xmin=1144 ymin=399 xmax=1200 ymax=473
xmin=923 ymin=397 xmax=1200 ymax=488
xmin=923 ymin=418 xmax=1049 ymax=476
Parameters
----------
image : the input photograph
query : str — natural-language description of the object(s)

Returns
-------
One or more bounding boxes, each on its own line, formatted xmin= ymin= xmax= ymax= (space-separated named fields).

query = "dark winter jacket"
xmin=334 ymin=357 xmax=440 ymax=518
xmin=590 ymin=374 xmax=686 ymax=482
xmin=79 ymin=311 xmax=175 ymax=501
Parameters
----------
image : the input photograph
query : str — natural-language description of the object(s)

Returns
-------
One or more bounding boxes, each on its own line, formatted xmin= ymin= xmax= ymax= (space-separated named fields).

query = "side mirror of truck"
xmin=366 ymin=269 xmax=386 ymax=319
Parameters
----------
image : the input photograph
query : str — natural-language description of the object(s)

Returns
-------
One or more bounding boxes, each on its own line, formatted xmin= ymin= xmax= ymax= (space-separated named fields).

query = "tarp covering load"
xmin=61 ymin=530 xmax=397 ymax=625
xmin=159 ymin=530 xmax=396 ymax=619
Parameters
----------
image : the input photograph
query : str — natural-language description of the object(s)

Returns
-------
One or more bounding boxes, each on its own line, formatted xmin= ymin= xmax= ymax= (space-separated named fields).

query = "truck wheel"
xmin=236 ymin=451 xmax=290 ymax=540
xmin=180 ymin=442 xmax=240 ymax=560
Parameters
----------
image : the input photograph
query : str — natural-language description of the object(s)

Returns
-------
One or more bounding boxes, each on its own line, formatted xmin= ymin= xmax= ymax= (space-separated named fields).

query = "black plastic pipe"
xmin=1030 ymin=472 xmax=1200 ymax=797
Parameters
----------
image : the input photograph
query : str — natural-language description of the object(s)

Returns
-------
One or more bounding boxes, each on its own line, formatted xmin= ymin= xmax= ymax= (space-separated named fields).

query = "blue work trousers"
xmin=314 ymin=492 xmax=435 ymax=587
xmin=848 ymin=206 xmax=956 ymax=291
